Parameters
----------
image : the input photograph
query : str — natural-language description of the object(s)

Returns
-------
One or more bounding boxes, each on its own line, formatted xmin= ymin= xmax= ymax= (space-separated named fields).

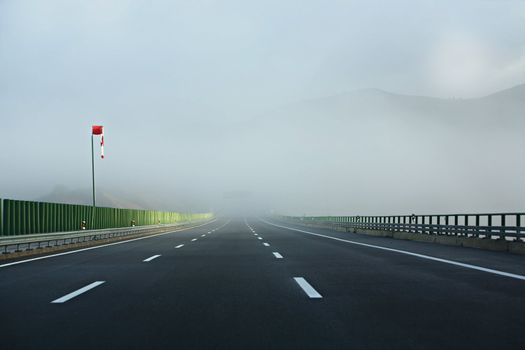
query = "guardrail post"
xmin=487 ymin=215 xmax=493 ymax=239
xmin=0 ymin=198 xmax=3 ymax=236
xmin=474 ymin=215 xmax=480 ymax=237
xmin=500 ymin=214 xmax=506 ymax=239
xmin=516 ymin=214 xmax=521 ymax=241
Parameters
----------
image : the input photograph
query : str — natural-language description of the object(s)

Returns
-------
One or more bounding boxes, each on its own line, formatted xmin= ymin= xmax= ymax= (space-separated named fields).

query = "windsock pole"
xmin=91 ymin=133 xmax=96 ymax=228
xmin=91 ymin=125 xmax=104 ymax=229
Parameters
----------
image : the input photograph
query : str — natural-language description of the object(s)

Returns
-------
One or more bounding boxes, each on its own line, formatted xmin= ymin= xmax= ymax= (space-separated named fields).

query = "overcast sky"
xmin=2 ymin=1 xmax=525 ymax=106
xmin=1 ymin=0 xmax=524 ymax=215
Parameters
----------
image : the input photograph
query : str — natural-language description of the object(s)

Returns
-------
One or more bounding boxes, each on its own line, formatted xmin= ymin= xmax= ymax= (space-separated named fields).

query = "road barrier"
xmin=0 ymin=221 xmax=209 ymax=256
xmin=0 ymin=198 xmax=213 ymax=236
xmin=278 ymin=212 xmax=525 ymax=241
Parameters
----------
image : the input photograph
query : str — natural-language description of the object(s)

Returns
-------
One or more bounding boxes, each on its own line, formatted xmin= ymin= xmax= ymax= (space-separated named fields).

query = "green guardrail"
xmin=0 ymin=198 xmax=213 ymax=236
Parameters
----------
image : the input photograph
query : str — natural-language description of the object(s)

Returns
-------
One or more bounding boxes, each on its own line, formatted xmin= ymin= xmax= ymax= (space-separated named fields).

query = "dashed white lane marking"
xmin=0 ymin=220 xmax=218 ymax=269
xmin=143 ymin=254 xmax=161 ymax=262
xmin=175 ymin=244 xmax=184 ymax=249
xmin=214 ymin=219 xmax=231 ymax=232
xmin=263 ymin=243 xmax=270 ymax=247
xmin=191 ymin=238 xmax=197 ymax=242
xmin=294 ymin=277 xmax=322 ymax=299
xmin=261 ymin=219 xmax=525 ymax=282
xmin=254 ymin=233 xmax=258 ymax=236
xmin=201 ymin=234 xmax=206 ymax=237
xmin=245 ymin=219 xmax=259 ymax=237
xmin=51 ymin=281 xmax=106 ymax=303
xmin=273 ymin=252 xmax=283 ymax=259
xmin=257 ymin=237 xmax=263 ymax=240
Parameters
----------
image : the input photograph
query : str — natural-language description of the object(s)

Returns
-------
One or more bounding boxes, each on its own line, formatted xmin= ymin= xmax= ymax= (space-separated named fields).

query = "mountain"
xmin=251 ymin=83 xmax=525 ymax=215
xmin=37 ymin=186 xmax=148 ymax=209
xmin=481 ymin=83 xmax=525 ymax=102
xmin=37 ymin=185 xmax=211 ymax=213
xmin=273 ymin=83 xmax=525 ymax=127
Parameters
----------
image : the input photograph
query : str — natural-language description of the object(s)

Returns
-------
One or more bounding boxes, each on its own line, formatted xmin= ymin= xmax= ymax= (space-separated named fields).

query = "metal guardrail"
xmin=0 ymin=219 xmax=210 ymax=255
xmin=279 ymin=213 xmax=525 ymax=241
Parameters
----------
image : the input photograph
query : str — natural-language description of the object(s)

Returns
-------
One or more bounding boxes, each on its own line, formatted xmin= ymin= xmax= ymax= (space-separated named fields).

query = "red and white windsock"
xmin=92 ymin=125 xmax=105 ymax=159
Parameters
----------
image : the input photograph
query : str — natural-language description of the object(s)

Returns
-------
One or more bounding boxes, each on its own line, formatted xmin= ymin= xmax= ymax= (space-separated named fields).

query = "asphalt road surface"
xmin=1 ymin=218 xmax=524 ymax=349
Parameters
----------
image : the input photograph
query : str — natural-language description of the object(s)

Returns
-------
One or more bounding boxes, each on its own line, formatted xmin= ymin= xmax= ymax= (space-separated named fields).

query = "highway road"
xmin=1 ymin=218 xmax=524 ymax=349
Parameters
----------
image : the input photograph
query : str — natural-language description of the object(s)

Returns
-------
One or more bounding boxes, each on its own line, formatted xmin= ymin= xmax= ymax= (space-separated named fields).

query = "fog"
xmin=1 ymin=1 xmax=524 ymax=216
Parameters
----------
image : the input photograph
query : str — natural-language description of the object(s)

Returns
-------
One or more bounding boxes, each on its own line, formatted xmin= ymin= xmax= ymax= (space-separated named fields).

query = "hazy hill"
xmin=37 ymin=186 xmax=205 ymax=212
xmin=252 ymin=84 xmax=525 ymax=215
xmin=273 ymin=83 xmax=525 ymax=128
xmin=38 ymin=186 xmax=148 ymax=209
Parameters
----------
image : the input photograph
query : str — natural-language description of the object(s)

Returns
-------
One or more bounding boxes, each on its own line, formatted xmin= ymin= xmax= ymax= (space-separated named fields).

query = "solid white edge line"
xmin=0 ymin=219 xmax=217 ymax=269
xmin=143 ymin=254 xmax=161 ymax=262
xmin=51 ymin=281 xmax=106 ymax=303
xmin=263 ymin=243 xmax=270 ymax=247
xmin=294 ymin=277 xmax=322 ymax=298
xmin=175 ymin=244 xmax=184 ymax=248
xmin=273 ymin=252 xmax=283 ymax=259
xmin=260 ymin=218 xmax=525 ymax=282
